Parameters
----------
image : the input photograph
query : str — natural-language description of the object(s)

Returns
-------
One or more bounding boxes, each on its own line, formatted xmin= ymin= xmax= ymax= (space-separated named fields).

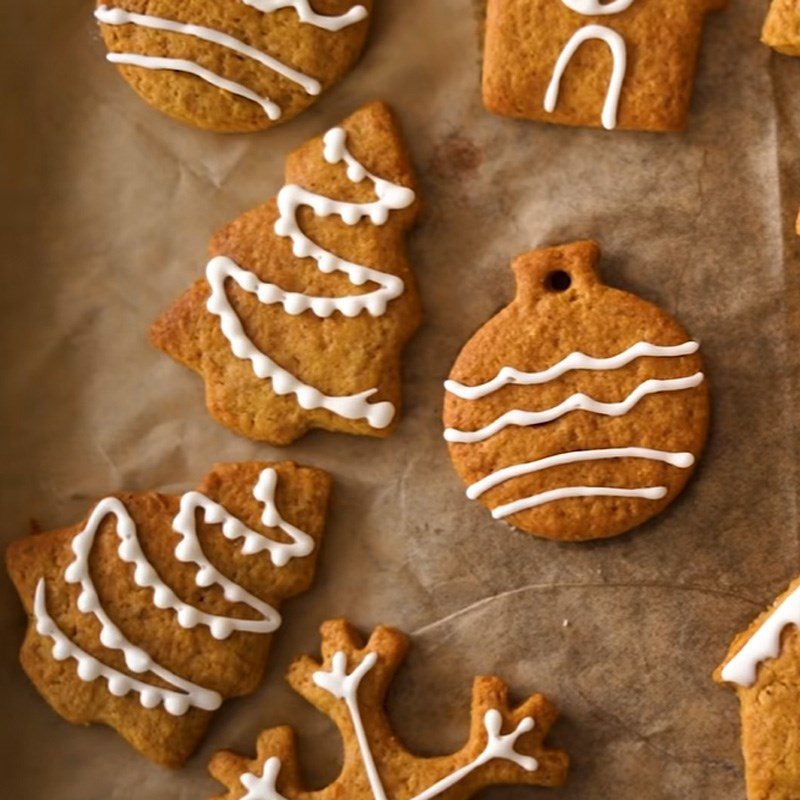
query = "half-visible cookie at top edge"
xmin=4 ymin=461 xmax=331 ymax=767
xmin=482 ymin=0 xmax=727 ymax=132
xmin=715 ymin=574 xmax=800 ymax=800
xmin=443 ymin=241 xmax=710 ymax=542
xmin=93 ymin=0 xmax=373 ymax=132
xmin=762 ymin=0 xmax=800 ymax=55
xmin=208 ymin=619 xmax=569 ymax=799
xmin=150 ymin=101 xmax=422 ymax=446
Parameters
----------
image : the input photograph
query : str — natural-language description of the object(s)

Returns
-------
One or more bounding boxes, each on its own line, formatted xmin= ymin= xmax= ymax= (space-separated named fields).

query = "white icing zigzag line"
xmin=467 ymin=447 xmax=695 ymax=500
xmin=33 ymin=579 xmax=222 ymax=717
xmin=721 ymin=585 xmax=800 ymax=687
xmin=95 ymin=6 xmax=320 ymax=99
xmin=206 ymin=126 xmax=415 ymax=429
xmin=446 ymin=342 xmax=700 ymax=401
xmin=444 ymin=373 xmax=705 ymax=444
xmin=544 ymin=24 xmax=627 ymax=130
xmin=241 ymin=0 xmax=369 ymax=31
xmin=492 ymin=485 xmax=667 ymax=520
xmin=305 ymin=651 xmax=537 ymax=800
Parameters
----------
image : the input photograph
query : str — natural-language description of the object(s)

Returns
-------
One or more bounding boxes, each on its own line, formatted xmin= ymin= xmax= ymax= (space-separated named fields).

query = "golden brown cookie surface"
xmin=482 ymin=0 xmax=726 ymax=131
xmin=763 ymin=0 xmax=800 ymax=55
xmin=715 ymin=575 xmax=800 ymax=800
xmin=443 ymin=241 xmax=709 ymax=543
xmin=151 ymin=101 xmax=422 ymax=445
xmin=4 ymin=461 xmax=330 ymax=767
xmin=94 ymin=0 xmax=372 ymax=132
xmin=209 ymin=619 xmax=569 ymax=799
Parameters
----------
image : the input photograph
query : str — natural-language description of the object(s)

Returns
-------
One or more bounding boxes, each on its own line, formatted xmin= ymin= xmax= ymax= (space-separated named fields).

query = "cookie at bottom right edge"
xmin=715 ymin=574 xmax=800 ymax=800
xmin=443 ymin=240 xmax=710 ymax=542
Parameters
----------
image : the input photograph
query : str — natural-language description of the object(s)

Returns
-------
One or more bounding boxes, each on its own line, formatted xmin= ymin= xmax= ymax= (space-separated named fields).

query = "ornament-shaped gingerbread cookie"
xmin=94 ymin=0 xmax=372 ymax=132
xmin=482 ymin=0 xmax=727 ymax=131
xmin=209 ymin=620 xmax=569 ymax=799
xmin=151 ymin=101 xmax=421 ymax=445
xmin=443 ymin=241 xmax=709 ymax=542
xmin=5 ymin=461 xmax=330 ymax=767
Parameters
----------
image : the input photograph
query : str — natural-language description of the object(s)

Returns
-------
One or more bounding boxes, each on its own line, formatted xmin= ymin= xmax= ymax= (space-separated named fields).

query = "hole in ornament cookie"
xmin=546 ymin=270 xmax=572 ymax=292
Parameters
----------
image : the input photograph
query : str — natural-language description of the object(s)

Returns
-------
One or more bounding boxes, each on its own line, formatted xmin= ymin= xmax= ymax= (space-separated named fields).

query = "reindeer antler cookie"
xmin=210 ymin=620 xmax=569 ymax=799
xmin=5 ymin=461 xmax=331 ymax=767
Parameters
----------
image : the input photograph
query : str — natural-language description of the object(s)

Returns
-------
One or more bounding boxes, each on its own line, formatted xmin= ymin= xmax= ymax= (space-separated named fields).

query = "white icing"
xmin=44 ymin=468 xmax=310 ymax=714
xmin=444 ymin=373 xmax=705 ymax=444
xmin=445 ymin=342 xmax=700 ymax=401
xmin=466 ymin=447 xmax=695 ymax=500
xmin=95 ymin=6 xmax=320 ymax=96
xmin=239 ymin=0 xmax=368 ymax=31
xmin=105 ymin=53 xmax=282 ymax=120
xmin=544 ymin=24 xmax=627 ymax=130
xmin=206 ymin=126 xmax=415 ymax=429
xmin=305 ymin=650 xmax=537 ymax=800
xmin=240 ymin=758 xmax=288 ymax=800
xmin=34 ymin=578 xmax=222 ymax=716
xmin=559 ymin=0 xmax=634 ymax=14
xmin=721 ymin=585 xmax=800 ymax=687
xmin=492 ymin=485 xmax=667 ymax=520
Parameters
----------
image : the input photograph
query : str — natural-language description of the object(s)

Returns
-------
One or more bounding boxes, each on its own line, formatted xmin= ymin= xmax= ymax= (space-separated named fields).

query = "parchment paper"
xmin=2 ymin=1 xmax=800 ymax=797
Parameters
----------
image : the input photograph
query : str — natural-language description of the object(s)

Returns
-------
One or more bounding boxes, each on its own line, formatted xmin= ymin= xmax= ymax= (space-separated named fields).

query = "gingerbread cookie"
xmin=482 ymin=0 xmax=727 ymax=131
xmin=443 ymin=241 xmax=709 ymax=542
xmin=5 ymin=461 xmax=330 ymax=767
xmin=763 ymin=0 xmax=800 ymax=55
xmin=94 ymin=0 xmax=372 ymax=132
xmin=209 ymin=619 xmax=569 ymax=799
xmin=715 ymin=574 xmax=800 ymax=800
xmin=151 ymin=101 xmax=421 ymax=445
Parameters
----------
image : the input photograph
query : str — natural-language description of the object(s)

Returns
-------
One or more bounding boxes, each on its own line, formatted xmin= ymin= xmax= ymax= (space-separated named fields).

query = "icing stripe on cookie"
xmin=240 ymin=0 xmax=368 ymax=31
xmin=34 ymin=579 xmax=222 ymax=716
xmin=492 ymin=485 xmax=667 ymax=519
xmin=721 ymin=585 xmax=800 ymax=687
xmin=445 ymin=341 xmax=700 ymax=401
xmin=466 ymin=447 xmax=695 ymax=500
xmin=105 ymin=53 xmax=282 ymax=120
xmin=544 ymin=24 xmax=627 ymax=130
xmin=206 ymin=126 xmax=415 ymax=429
xmin=95 ymin=6 xmax=321 ymax=95
xmin=559 ymin=0 xmax=635 ymax=14
xmin=444 ymin=373 xmax=705 ymax=444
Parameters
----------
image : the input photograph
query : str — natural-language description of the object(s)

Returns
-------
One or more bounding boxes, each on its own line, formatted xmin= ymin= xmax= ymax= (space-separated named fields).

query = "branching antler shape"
xmin=209 ymin=620 xmax=569 ymax=799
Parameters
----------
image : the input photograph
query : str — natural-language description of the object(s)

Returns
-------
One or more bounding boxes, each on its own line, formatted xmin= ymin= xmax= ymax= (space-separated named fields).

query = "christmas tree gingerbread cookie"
xmin=763 ymin=0 xmax=800 ymax=55
xmin=151 ymin=101 xmax=421 ymax=445
xmin=715 ymin=573 xmax=800 ymax=800
xmin=209 ymin=619 xmax=569 ymax=798
xmin=443 ymin=241 xmax=709 ymax=542
xmin=5 ymin=461 xmax=331 ymax=767
xmin=94 ymin=0 xmax=372 ymax=132
xmin=482 ymin=0 xmax=727 ymax=131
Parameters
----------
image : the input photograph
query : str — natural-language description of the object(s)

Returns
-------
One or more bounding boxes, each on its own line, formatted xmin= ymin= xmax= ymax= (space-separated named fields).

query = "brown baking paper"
xmin=2 ymin=0 xmax=799 ymax=797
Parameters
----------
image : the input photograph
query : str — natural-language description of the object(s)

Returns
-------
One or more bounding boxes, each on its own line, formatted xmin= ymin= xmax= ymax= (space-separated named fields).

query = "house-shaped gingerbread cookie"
xmin=482 ymin=0 xmax=727 ymax=131
xmin=715 ymin=573 xmax=800 ymax=799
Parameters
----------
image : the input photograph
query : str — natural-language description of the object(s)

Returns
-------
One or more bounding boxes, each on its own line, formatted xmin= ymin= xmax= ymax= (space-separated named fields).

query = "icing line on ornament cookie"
xmin=240 ymin=757 xmax=289 ymax=800
xmin=445 ymin=341 xmax=699 ymax=401
xmin=95 ymin=6 xmax=320 ymax=96
xmin=34 ymin=579 xmax=221 ymax=716
xmin=467 ymin=447 xmax=695 ymax=500
xmin=544 ymin=24 xmax=627 ymax=130
xmin=105 ymin=53 xmax=282 ymax=120
xmin=444 ymin=373 xmax=704 ymax=444
xmin=721 ymin=584 xmax=800 ymax=687
xmin=310 ymin=651 xmax=537 ymax=800
xmin=493 ymin=485 xmax=667 ymax=519
xmin=559 ymin=0 xmax=635 ymax=14
xmin=240 ymin=0 xmax=368 ymax=31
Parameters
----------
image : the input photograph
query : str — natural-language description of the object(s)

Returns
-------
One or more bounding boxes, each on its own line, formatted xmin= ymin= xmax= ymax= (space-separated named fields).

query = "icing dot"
xmin=177 ymin=606 xmax=201 ymax=629
xmin=139 ymin=687 xmax=162 ymax=709
xmin=210 ymin=618 xmax=234 ymax=640
xmin=77 ymin=658 xmax=101 ymax=681
xmin=108 ymin=675 xmax=132 ymax=697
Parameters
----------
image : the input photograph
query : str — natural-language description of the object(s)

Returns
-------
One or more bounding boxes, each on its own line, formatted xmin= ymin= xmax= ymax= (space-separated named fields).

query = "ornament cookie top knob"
xmin=443 ymin=241 xmax=710 ymax=542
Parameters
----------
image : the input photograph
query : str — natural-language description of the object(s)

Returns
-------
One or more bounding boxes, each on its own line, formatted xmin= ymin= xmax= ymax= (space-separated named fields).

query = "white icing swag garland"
xmin=94 ymin=0 xmax=368 ymax=120
xmin=34 ymin=468 xmax=313 ymax=716
xmin=238 ymin=650 xmax=539 ymax=800
xmin=206 ymin=126 xmax=415 ymax=429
